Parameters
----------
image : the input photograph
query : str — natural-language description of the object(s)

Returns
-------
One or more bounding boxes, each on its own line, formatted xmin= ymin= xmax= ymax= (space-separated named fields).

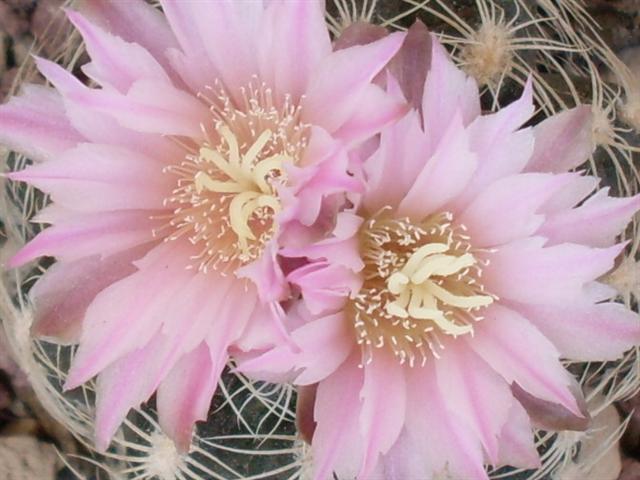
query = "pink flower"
xmin=239 ymin=36 xmax=640 ymax=478
xmin=0 ymin=1 xmax=407 ymax=451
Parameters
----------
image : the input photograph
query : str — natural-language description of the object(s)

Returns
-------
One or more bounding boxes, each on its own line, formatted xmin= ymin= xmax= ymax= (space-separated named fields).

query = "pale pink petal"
xmin=302 ymin=32 xmax=405 ymax=134
xmin=89 ymin=80 xmax=209 ymax=138
xmin=312 ymin=353 xmax=364 ymax=480
xmin=94 ymin=282 xmax=228 ymax=452
xmin=407 ymin=363 xmax=488 ymax=479
xmin=483 ymin=238 xmax=624 ymax=304
xmin=236 ymin=242 xmax=288 ymax=303
xmin=8 ymin=210 xmax=158 ymax=267
xmin=388 ymin=20 xmax=431 ymax=111
xmin=157 ymin=282 xmax=259 ymax=451
xmin=378 ymin=429 xmax=431 ymax=480
xmin=538 ymin=190 xmax=640 ymax=247
xmin=164 ymin=275 xmax=249 ymax=356
xmin=363 ymin=108 xmax=429 ymax=213
xmin=233 ymin=302 xmax=287 ymax=353
xmin=94 ymin=330 xmax=170 ymax=450
xmin=258 ymin=0 xmax=330 ymax=102
xmin=161 ymin=0 xmax=262 ymax=101
xmin=34 ymin=58 xmax=182 ymax=161
xmin=358 ymin=348 xmax=406 ymax=479
xmin=159 ymin=0 xmax=221 ymax=92
xmin=37 ymin=58 xmax=207 ymax=138
xmin=513 ymin=301 xmax=640 ymax=361
xmin=80 ymin=0 xmax=179 ymax=77
xmin=157 ymin=342 xmax=218 ymax=451
xmin=525 ymin=106 xmax=593 ymax=173
xmin=9 ymin=144 xmax=171 ymax=212
xmin=541 ymin=173 xmax=598 ymax=213
xmin=422 ymin=36 xmax=480 ymax=152
xmin=458 ymin=173 xmax=575 ymax=248
xmin=64 ymin=245 xmax=198 ymax=389
xmin=333 ymin=83 xmax=407 ymax=146
xmin=584 ymin=280 xmax=619 ymax=303
xmin=283 ymin=236 xmax=364 ymax=275
xmin=30 ymin=245 xmax=147 ymax=344
xmin=238 ymin=312 xmax=354 ymax=386
xmin=457 ymin=80 xmax=535 ymax=205
xmin=282 ymin=127 xmax=362 ymax=228
xmin=435 ymin=344 xmax=512 ymax=464
xmin=0 ymin=85 xmax=81 ymax=161
xmin=66 ymin=10 xmax=171 ymax=92
xmin=93 ymin=269 xmax=239 ymax=451
xmin=467 ymin=304 xmax=582 ymax=415
xmin=496 ymin=401 xmax=540 ymax=469
xmin=288 ymin=263 xmax=359 ymax=315
xmin=397 ymin=111 xmax=477 ymax=219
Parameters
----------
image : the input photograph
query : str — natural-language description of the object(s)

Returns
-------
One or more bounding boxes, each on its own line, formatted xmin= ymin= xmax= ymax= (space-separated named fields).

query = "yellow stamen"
xmin=350 ymin=213 xmax=495 ymax=366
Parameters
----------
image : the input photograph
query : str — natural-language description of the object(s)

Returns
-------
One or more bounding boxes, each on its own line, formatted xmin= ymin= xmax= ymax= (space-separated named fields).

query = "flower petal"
xmin=91 ymin=79 xmax=209 ymax=138
xmin=161 ymin=0 xmax=262 ymax=100
xmin=406 ymin=363 xmax=488 ymax=479
xmin=0 ymin=85 xmax=81 ymax=162
xmin=238 ymin=311 xmax=353 ymax=386
xmin=94 ymin=330 xmax=170 ymax=450
xmin=302 ymin=32 xmax=405 ymax=134
xmin=458 ymin=172 xmax=575 ymax=248
xmin=312 ymin=353 xmax=364 ymax=480
xmin=158 ymin=0 xmax=223 ymax=88
xmin=158 ymin=280 xmax=257 ymax=451
xmin=467 ymin=304 xmax=582 ymax=415
xmin=457 ymin=79 xmax=535 ymax=205
xmin=538 ymin=189 xmax=640 ymax=247
xmin=258 ymin=0 xmax=330 ymax=102
xmin=30 ymin=245 xmax=147 ymax=344
xmin=8 ymin=210 xmax=158 ymax=267
xmin=422 ymin=36 xmax=480 ymax=152
xmin=496 ymin=401 xmax=540 ymax=469
xmin=363 ymin=108 xmax=429 ymax=213
xmin=388 ymin=20 xmax=432 ymax=111
xmin=359 ymin=348 xmax=406 ymax=479
xmin=156 ymin=342 xmax=218 ymax=452
xmin=288 ymin=262 xmax=360 ymax=315
xmin=333 ymin=83 xmax=407 ymax=146
xmin=435 ymin=344 xmax=512 ymax=464
xmin=8 ymin=143 xmax=172 ymax=212
xmin=514 ymin=301 xmax=640 ymax=361
xmin=34 ymin=58 xmax=183 ymax=161
xmin=80 ymin=0 xmax=179 ymax=76
xmin=483 ymin=238 xmax=624 ymax=304
xmin=525 ymin=106 xmax=593 ymax=173
xmin=64 ymin=245 xmax=200 ymax=389
xmin=512 ymin=383 xmax=590 ymax=432
xmin=397 ymin=111 xmax=477 ymax=219
xmin=66 ymin=10 xmax=171 ymax=92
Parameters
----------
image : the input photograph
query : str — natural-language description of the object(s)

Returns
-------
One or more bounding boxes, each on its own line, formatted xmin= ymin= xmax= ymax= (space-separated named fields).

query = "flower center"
xmin=349 ymin=212 xmax=495 ymax=366
xmin=161 ymin=80 xmax=309 ymax=273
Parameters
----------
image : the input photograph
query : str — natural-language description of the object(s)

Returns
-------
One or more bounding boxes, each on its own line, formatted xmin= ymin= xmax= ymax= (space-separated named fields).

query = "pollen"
xmin=348 ymin=212 xmax=495 ymax=367
xmin=159 ymin=80 xmax=309 ymax=273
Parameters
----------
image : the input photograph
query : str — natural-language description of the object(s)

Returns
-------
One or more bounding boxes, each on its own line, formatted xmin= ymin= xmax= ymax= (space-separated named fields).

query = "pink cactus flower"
xmin=239 ymin=36 xmax=640 ymax=479
xmin=0 ymin=1 xmax=407 ymax=451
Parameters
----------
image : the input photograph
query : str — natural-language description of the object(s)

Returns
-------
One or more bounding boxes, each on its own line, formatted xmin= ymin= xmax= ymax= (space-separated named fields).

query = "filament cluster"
xmin=350 ymin=212 xmax=495 ymax=366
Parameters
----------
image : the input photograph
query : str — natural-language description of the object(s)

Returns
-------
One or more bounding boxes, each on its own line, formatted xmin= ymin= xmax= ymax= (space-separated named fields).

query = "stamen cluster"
xmin=160 ymin=80 xmax=310 ymax=273
xmin=349 ymin=212 xmax=495 ymax=366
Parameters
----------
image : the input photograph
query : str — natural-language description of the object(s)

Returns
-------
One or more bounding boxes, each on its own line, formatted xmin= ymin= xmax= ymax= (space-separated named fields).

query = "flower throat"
xmin=349 ymin=212 xmax=495 ymax=367
xmin=160 ymin=80 xmax=309 ymax=273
